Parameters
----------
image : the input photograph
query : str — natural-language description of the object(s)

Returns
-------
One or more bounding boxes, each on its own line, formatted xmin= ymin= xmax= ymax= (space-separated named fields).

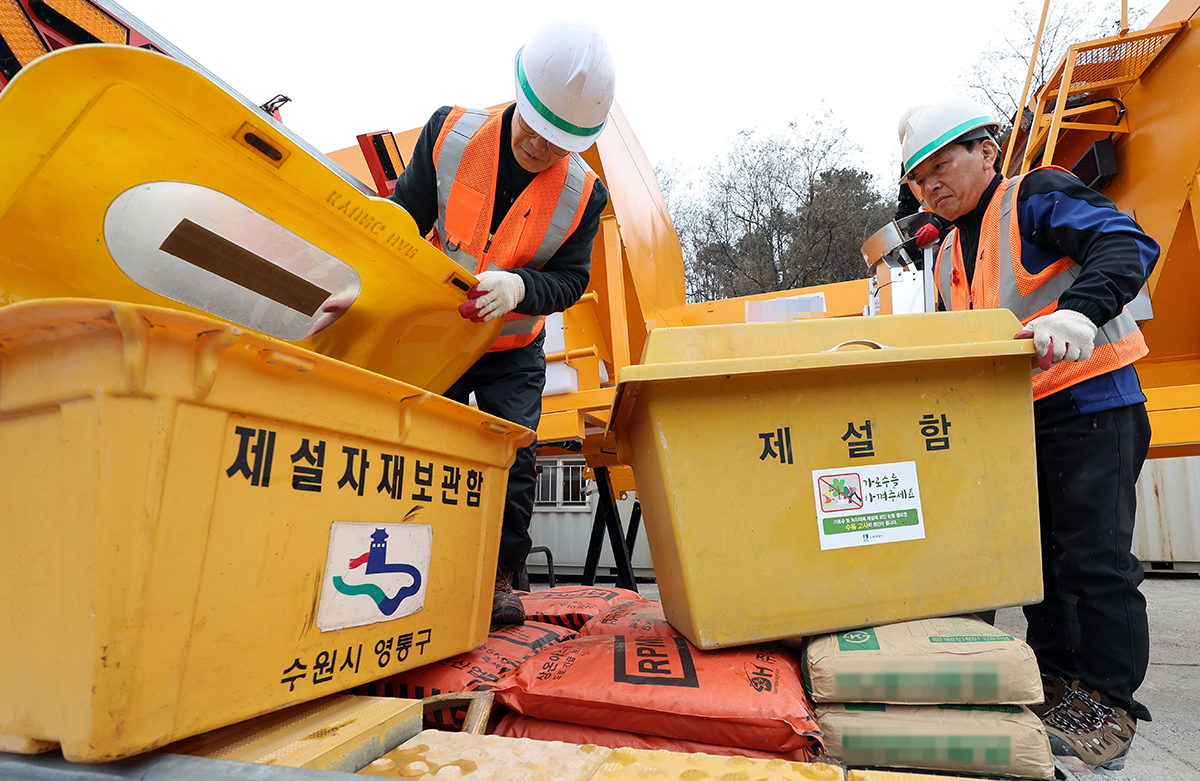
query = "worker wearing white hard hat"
xmin=899 ymin=97 xmax=1157 ymax=771
xmin=389 ymin=21 xmax=615 ymax=626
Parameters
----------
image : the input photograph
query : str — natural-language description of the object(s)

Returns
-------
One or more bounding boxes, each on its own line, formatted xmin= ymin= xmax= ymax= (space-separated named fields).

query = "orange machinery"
xmin=999 ymin=0 xmax=1200 ymax=458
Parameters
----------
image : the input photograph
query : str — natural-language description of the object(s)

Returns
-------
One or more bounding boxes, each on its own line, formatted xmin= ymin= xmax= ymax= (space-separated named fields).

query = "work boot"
xmin=491 ymin=569 xmax=526 ymax=626
xmin=1029 ymin=673 xmax=1070 ymax=719
xmin=1042 ymin=681 xmax=1136 ymax=771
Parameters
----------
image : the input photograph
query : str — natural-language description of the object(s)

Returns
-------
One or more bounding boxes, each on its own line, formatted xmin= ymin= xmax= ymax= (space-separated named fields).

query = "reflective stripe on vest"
xmin=936 ymin=228 xmax=956 ymax=306
xmin=935 ymin=170 xmax=1147 ymax=399
xmin=528 ymin=154 xmax=588 ymax=271
xmin=435 ymin=109 xmax=490 ymax=274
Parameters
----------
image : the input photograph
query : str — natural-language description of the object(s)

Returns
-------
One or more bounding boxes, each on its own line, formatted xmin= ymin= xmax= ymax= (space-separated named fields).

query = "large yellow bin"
xmin=0 ymin=45 xmax=499 ymax=394
xmin=609 ymin=310 xmax=1042 ymax=649
xmin=0 ymin=300 xmax=533 ymax=762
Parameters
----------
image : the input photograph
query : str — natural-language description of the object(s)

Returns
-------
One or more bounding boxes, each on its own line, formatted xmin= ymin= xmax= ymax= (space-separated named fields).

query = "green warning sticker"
xmin=822 ymin=508 xmax=920 ymax=536
xmin=812 ymin=461 xmax=926 ymax=550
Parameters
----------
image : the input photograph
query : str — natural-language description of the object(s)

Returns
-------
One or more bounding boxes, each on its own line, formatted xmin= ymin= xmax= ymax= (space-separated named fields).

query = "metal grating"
xmin=1066 ymin=30 xmax=1178 ymax=89
xmin=0 ymin=0 xmax=48 ymax=67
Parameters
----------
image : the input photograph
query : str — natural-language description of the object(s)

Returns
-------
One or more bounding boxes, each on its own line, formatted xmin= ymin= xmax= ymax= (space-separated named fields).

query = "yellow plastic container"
xmin=0 ymin=45 xmax=500 ymax=394
xmin=0 ymin=299 xmax=533 ymax=762
xmin=609 ymin=311 xmax=1042 ymax=649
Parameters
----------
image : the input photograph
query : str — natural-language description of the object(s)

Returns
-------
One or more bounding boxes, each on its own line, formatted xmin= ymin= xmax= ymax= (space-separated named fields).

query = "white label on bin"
xmin=316 ymin=521 xmax=432 ymax=631
xmin=812 ymin=461 xmax=925 ymax=550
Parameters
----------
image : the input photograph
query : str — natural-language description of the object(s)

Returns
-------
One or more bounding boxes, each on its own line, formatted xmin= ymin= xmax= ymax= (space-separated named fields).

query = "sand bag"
xmin=816 ymin=703 xmax=1053 ymax=779
xmin=520 ymin=586 xmax=644 ymax=630
xmin=357 ymin=622 xmax=576 ymax=726
xmin=495 ymin=635 xmax=822 ymax=754
xmin=804 ymin=616 xmax=1041 ymax=704
xmin=493 ymin=713 xmax=820 ymax=762
xmin=578 ymin=599 xmax=683 ymax=639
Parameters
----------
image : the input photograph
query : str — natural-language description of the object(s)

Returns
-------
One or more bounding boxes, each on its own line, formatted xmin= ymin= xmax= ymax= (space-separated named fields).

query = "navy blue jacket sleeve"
xmin=1015 ymin=168 xmax=1159 ymax=326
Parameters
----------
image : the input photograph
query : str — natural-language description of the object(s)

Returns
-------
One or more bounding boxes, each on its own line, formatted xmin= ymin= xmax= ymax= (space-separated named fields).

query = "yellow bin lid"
xmin=611 ymin=310 xmax=1034 ymax=438
xmin=0 ymin=45 xmax=499 ymax=394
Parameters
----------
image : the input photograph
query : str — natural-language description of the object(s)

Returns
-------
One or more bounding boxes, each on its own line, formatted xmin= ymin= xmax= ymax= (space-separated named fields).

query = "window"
xmin=535 ymin=457 xmax=588 ymax=509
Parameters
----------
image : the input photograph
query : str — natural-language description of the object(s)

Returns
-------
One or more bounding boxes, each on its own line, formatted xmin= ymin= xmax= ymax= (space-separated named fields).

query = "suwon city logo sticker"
xmin=317 ymin=520 xmax=432 ymax=631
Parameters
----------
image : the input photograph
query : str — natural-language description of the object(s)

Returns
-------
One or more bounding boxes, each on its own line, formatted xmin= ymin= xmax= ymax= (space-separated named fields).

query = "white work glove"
xmin=1014 ymin=309 xmax=1098 ymax=370
xmin=458 ymin=270 xmax=526 ymax=323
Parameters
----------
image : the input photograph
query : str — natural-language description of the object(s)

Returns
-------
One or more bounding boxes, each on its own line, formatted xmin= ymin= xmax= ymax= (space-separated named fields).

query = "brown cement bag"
xmin=493 ymin=713 xmax=820 ymax=762
xmin=357 ymin=622 xmax=576 ymax=726
xmin=495 ymin=635 xmax=822 ymax=754
xmin=816 ymin=703 xmax=1054 ymax=779
xmin=578 ymin=599 xmax=683 ymax=638
xmin=520 ymin=586 xmax=644 ymax=630
xmin=804 ymin=616 xmax=1041 ymax=704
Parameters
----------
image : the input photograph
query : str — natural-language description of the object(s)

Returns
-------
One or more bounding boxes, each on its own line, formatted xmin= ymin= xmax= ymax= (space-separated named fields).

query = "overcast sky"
xmin=113 ymin=0 xmax=1168 ymax=191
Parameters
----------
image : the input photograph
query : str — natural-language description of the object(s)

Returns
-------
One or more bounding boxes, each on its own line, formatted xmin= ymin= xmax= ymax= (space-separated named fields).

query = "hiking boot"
xmin=490 ymin=569 xmax=526 ymax=626
xmin=1029 ymin=673 xmax=1070 ymax=719
xmin=1043 ymin=682 xmax=1136 ymax=771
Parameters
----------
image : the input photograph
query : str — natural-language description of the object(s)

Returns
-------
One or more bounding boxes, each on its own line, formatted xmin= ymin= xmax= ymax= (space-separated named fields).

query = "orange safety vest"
xmin=934 ymin=167 xmax=1147 ymax=400
xmin=429 ymin=106 xmax=598 ymax=352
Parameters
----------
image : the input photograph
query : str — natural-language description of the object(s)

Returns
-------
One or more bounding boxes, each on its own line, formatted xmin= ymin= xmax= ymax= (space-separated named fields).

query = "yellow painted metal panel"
xmin=0 ymin=45 xmax=498 ymax=394
xmin=537 ymin=410 xmax=587 ymax=442
xmin=584 ymin=103 xmax=686 ymax=333
xmin=681 ymin=279 xmax=871 ymax=326
xmin=0 ymin=299 xmax=533 ymax=762
xmin=611 ymin=310 xmax=1042 ymax=649
xmin=166 ymin=695 xmax=422 ymax=772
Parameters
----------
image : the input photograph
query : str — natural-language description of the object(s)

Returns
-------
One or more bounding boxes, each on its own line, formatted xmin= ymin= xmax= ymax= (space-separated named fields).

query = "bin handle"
xmin=822 ymin=339 xmax=893 ymax=352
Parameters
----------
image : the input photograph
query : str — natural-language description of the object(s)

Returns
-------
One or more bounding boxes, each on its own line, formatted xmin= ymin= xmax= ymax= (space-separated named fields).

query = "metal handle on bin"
xmin=822 ymin=339 xmax=893 ymax=352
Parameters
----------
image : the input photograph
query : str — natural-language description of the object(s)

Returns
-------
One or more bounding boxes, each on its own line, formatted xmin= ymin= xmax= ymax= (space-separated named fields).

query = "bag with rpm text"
xmin=495 ymin=634 xmax=822 ymax=754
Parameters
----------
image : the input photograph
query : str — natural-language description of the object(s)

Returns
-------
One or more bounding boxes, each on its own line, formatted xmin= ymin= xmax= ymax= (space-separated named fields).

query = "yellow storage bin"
xmin=0 ymin=299 xmax=533 ymax=762
xmin=609 ymin=311 xmax=1042 ymax=649
xmin=0 ymin=45 xmax=499 ymax=394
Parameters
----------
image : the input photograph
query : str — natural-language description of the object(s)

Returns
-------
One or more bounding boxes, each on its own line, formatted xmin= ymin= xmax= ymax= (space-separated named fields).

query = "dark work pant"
xmin=1023 ymin=389 xmax=1152 ymax=721
xmin=443 ymin=333 xmax=544 ymax=575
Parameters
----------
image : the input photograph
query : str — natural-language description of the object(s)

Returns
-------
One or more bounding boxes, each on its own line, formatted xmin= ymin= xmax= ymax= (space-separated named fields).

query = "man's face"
xmin=909 ymin=140 xmax=998 ymax=221
xmin=511 ymin=109 xmax=569 ymax=173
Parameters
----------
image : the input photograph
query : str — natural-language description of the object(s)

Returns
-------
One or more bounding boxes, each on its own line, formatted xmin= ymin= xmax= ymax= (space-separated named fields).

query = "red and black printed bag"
xmin=493 ymin=713 xmax=820 ymax=762
xmin=519 ymin=585 xmax=644 ymax=630
xmin=357 ymin=622 xmax=576 ymax=726
xmin=494 ymin=634 xmax=822 ymax=754
xmin=578 ymin=598 xmax=683 ymax=638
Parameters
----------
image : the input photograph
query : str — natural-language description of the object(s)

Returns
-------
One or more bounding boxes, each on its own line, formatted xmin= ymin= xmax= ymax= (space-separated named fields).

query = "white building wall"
xmin=528 ymin=491 xmax=654 ymax=578
xmin=1133 ymin=455 xmax=1200 ymax=570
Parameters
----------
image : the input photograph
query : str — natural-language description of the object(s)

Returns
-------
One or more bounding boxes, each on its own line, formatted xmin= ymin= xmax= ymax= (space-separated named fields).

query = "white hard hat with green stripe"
xmin=899 ymin=98 xmax=1001 ymax=182
xmin=514 ymin=20 xmax=616 ymax=154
